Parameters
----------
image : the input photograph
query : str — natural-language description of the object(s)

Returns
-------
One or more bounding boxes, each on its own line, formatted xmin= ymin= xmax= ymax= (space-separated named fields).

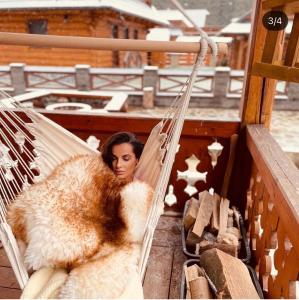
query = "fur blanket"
xmin=7 ymin=154 xmax=153 ymax=298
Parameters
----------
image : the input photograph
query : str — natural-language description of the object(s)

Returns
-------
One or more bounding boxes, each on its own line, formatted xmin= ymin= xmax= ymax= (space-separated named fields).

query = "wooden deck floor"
xmin=0 ymin=215 xmax=186 ymax=299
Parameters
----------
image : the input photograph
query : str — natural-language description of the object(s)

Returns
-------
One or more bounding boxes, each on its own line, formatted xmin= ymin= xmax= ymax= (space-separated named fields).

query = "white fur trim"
xmin=120 ymin=181 xmax=153 ymax=242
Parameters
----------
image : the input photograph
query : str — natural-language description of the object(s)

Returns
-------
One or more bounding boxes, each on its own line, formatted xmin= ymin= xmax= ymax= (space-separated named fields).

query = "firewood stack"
xmin=184 ymin=263 xmax=212 ymax=299
xmin=183 ymin=190 xmax=242 ymax=257
xmin=184 ymin=249 xmax=260 ymax=299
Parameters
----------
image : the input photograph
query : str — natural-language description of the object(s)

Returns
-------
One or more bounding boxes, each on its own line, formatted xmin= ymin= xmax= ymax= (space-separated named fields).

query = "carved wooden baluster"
xmin=268 ymin=221 xmax=299 ymax=298
xmin=250 ymin=170 xmax=264 ymax=252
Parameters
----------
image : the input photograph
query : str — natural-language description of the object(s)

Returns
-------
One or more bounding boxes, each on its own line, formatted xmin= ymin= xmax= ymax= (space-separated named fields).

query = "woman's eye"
xmin=123 ymin=156 xmax=130 ymax=161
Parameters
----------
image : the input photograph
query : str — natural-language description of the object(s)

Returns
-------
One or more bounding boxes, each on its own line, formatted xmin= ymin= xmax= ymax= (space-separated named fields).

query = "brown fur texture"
xmin=7 ymin=154 xmax=154 ymax=298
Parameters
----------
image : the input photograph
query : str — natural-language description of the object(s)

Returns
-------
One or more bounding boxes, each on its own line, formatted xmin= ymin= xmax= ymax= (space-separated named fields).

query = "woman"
xmin=9 ymin=131 xmax=152 ymax=299
xmin=101 ymin=132 xmax=144 ymax=183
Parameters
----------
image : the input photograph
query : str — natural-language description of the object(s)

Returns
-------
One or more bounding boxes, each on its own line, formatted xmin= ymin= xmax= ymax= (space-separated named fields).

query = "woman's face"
xmin=111 ymin=143 xmax=138 ymax=182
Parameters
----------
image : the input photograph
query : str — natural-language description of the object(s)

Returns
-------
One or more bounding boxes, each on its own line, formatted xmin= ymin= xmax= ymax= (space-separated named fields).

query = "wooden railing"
xmin=158 ymin=69 xmax=214 ymax=96
xmin=0 ymin=64 xmax=295 ymax=108
xmin=25 ymin=66 xmax=76 ymax=90
xmin=0 ymin=66 xmax=11 ymax=89
xmin=90 ymin=68 xmax=143 ymax=92
xmin=246 ymin=125 xmax=299 ymax=299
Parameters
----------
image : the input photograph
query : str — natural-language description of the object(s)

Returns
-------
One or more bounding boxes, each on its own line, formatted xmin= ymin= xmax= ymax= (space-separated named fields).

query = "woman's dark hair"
xmin=101 ymin=132 xmax=144 ymax=169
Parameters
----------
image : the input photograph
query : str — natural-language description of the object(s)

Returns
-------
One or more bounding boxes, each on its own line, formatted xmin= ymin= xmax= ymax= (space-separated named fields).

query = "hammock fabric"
xmin=0 ymin=34 xmax=217 ymax=297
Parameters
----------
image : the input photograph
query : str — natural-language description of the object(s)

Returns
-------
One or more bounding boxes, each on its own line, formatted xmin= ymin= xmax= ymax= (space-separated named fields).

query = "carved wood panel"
xmin=246 ymin=163 xmax=299 ymax=298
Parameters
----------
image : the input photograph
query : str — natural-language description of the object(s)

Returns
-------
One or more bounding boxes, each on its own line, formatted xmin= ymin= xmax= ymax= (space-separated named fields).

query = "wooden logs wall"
xmin=0 ymin=9 xmax=149 ymax=67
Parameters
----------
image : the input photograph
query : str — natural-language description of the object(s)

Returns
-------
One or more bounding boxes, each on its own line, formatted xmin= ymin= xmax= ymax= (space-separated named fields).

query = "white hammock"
xmin=0 ymin=36 xmax=217 ymax=291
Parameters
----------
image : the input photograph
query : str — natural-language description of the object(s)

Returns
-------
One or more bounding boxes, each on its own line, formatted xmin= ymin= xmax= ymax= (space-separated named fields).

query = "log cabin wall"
xmin=0 ymin=9 xmax=151 ymax=67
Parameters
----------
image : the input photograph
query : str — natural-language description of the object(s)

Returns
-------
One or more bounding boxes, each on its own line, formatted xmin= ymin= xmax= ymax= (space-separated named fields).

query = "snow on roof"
xmin=221 ymin=20 xmax=292 ymax=34
xmin=0 ymin=0 xmax=169 ymax=26
xmin=146 ymin=28 xmax=170 ymax=41
xmin=220 ymin=23 xmax=251 ymax=34
xmin=158 ymin=9 xmax=209 ymax=28
xmin=176 ymin=35 xmax=233 ymax=43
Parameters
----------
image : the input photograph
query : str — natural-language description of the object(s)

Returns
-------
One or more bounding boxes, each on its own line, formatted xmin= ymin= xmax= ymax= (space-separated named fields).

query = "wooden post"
xmin=10 ymin=63 xmax=26 ymax=95
xmin=75 ymin=64 xmax=91 ymax=91
xmin=228 ymin=0 xmax=283 ymax=212
xmin=240 ymin=0 xmax=285 ymax=128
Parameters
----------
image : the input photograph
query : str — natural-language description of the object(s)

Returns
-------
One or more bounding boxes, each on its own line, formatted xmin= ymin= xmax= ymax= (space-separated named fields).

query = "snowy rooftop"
xmin=158 ymin=9 xmax=209 ymax=28
xmin=146 ymin=28 xmax=171 ymax=41
xmin=176 ymin=35 xmax=233 ymax=43
xmin=0 ymin=0 xmax=169 ymax=25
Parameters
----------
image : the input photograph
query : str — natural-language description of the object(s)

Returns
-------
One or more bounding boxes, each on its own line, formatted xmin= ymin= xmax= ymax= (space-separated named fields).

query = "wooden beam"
xmin=169 ymin=247 xmax=186 ymax=299
xmin=252 ymin=62 xmax=299 ymax=83
xmin=0 ymin=32 xmax=228 ymax=55
xmin=40 ymin=110 xmax=240 ymax=138
xmin=221 ymin=134 xmax=238 ymax=197
xmin=285 ymin=13 xmax=299 ymax=66
xmin=261 ymin=29 xmax=285 ymax=64
xmin=240 ymin=0 xmax=267 ymax=125
xmin=263 ymin=0 xmax=298 ymax=9
xmin=143 ymin=246 xmax=174 ymax=299
xmin=240 ymin=0 xmax=286 ymax=128
xmin=246 ymin=125 xmax=299 ymax=255
xmin=263 ymin=0 xmax=299 ymax=13
xmin=192 ymin=191 xmax=214 ymax=237
xmin=218 ymin=198 xmax=230 ymax=237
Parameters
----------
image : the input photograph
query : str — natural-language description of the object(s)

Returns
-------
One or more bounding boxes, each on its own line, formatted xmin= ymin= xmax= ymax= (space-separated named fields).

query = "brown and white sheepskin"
xmin=7 ymin=154 xmax=153 ymax=298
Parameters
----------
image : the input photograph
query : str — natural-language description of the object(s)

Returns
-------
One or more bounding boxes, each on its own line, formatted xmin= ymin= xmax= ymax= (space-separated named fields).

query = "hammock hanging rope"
xmin=0 ymin=32 xmax=218 ymax=292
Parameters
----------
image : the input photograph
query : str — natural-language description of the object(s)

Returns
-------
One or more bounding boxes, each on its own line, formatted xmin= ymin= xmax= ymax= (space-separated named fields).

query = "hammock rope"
xmin=138 ymin=36 xmax=213 ymax=278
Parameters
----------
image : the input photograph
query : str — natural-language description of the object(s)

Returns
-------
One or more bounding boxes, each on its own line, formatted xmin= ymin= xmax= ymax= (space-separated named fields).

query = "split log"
xmin=184 ymin=265 xmax=191 ymax=299
xmin=185 ymin=264 xmax=204 ymax=299
xmin=221 ymin=134 xmax=238 ymax=198
xmin=218 ymin=232 xmax=239 ymax=247
xmin=190 ymin=277 xmax=212 ymax=299
xmin=186 ymin=227 xmax=202 ymax=246
xmin=187 ymin=264 xmax=204 ymax=279
xmin=211 ymin=193 xmax=220 ymax=231
xmin=192 ymin=191 xmax=214 ymax=237
xmin=218 ymin=198 xmax=230 ymax=237
xmin=184 ymin=197 xmax=200 ymax=230
xmin=226 ymin=227 xmax=241 ymax=239
xmin=201 ymin=249 xmax=260 ymax=299
xmin=196 ymin=240 xmax=237 ymax=257
xmin=227 ymin=216 xmax=234 ymax=228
